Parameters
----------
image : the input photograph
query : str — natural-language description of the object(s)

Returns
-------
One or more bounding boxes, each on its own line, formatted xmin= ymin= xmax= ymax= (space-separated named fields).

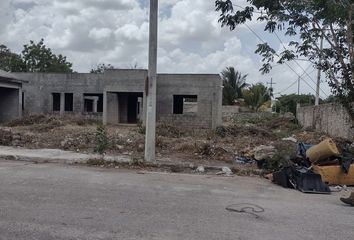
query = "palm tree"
xmin=221 ymin=67 xmax=248 ymax=105
xmin=243 ymin=83 xmax=271 ymax=111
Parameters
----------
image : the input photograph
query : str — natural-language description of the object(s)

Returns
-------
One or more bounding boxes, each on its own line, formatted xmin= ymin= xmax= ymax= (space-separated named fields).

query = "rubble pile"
xmin=268 ymin=138 xmax=354 ymax=193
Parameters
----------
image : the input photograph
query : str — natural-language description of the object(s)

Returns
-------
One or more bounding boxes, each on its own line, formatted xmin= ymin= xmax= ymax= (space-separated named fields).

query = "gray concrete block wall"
xmin=105 ymin=92 xmax=118 ymax=125
xmin=73 ymin=92 xmax=83 ymax=113
xmin=297 ymin=103 xmax=354 ymax=140
xmin=14 ymin=72 xmax=105 ymax=114
xmin=222 ymin=106 xmax=240 ymax=122
xmin=156 ymin=74 xmax=222 ymax=129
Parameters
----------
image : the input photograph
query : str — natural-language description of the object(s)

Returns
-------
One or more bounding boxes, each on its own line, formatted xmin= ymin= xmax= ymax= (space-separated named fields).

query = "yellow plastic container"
xmin=306 ymin=138 xmax=340 ymax=163
xmin=313 ymin=164 xmax=354 ymax=185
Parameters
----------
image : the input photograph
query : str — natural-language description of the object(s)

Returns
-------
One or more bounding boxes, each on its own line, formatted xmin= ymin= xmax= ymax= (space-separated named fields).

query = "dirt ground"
xmin=0 ymin=113 xmax=351 ymax=172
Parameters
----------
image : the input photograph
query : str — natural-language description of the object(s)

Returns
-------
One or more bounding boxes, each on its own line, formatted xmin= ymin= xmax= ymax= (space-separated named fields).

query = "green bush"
xmin=95 ymin=124 xmax=108 ymax=154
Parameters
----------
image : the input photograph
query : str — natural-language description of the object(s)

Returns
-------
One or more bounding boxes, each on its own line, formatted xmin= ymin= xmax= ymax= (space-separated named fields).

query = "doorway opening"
xmin=117 ymin=92 xmax=143 ymax=124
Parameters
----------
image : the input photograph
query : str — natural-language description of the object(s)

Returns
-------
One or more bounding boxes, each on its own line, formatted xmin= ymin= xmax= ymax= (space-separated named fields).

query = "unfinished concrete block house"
xmin=4 ymin=70 xmax=222 ymax=128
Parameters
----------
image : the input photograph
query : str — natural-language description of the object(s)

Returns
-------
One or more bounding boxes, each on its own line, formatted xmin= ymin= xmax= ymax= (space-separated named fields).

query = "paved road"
xmin=0 ymin=160 xmax=353 ymax=240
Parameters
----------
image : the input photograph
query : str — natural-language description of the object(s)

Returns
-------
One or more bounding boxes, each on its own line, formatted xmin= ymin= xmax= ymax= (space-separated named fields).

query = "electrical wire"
xmin=274 ymin=79 xmax=298 ymax=95
xmin=273 ymin=31 xmax=329 ymax=97
xmin=243 ymin=19 xmax=329 ymax=98
xmin=274 ymin=67 xmax=316 ymax=95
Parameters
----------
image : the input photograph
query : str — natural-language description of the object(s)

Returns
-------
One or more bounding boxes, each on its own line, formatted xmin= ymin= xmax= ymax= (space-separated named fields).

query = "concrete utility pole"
xmin=267 ymin=78 xmax=276 ymax=109
xmin=267 ymin=78 xmax=276 ymax=94
xmin=315 ymin=35 xmax=324 ymax=106
xmin=145 ymin=0 xmax=158 ymax=162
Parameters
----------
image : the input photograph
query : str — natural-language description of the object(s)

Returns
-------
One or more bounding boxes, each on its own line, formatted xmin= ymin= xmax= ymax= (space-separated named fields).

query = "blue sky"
xmin=0 ymin=0 xmax=331 ymax=98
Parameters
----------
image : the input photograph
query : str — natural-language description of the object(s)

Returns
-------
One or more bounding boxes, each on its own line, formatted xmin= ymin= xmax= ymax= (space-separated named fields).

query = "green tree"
xmin=323 ymin=95 xmax=341 ymax=103
xmin=273 ymin=94 xmax=316 ymax=115
xmin=221 ymin=67 xmax=248 ymax=105
xmin=0 ymin=45 xmax=24 ymax=72
xmin=90 ymin=63 xmax=114 ymax=74
xmin=21 ymin=39 xmax=72 ymax=73
xmin=243 ymin=83 xmax=271 ymax=111
xmin=215 ymin=0 xmax=354 ymax=119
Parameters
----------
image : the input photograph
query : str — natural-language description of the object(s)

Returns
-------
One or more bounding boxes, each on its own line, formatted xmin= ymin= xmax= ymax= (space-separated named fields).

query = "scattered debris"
xmin=216 ymin=166 xmax=233 ymax=176
xmin=282 ymin=136 xmax=297 ymax=143
xmin=331 ymin=185 xmax=348 ymax=192
xmin=253 ymin=145 xmax=276 ymax=161
xmin=196 ymin=166 xmax=205 ymax=173
xmin=306 ymin=138 xmax=340 ymax=163
xmin=264 ymin=173 xmax=273 ymax=181
xmin=340 ymin=192 xmax=354 ymax=206
xmin=235 ymin=157 xmax=255 ymax=165
xmin=226 ymin=203 xmax=265 ymax=218
xmin=271 ymin=138 xmax=354 ymax=193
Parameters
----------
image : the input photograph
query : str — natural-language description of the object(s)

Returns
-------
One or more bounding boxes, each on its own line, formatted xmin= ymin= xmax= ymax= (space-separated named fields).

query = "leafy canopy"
xmin=90 ymin=63 xmax=114 ymax=74
xmin=221 ymin=66 xmax=248 ymax=105
xmin=243 ymin=83 xmax=271 ymax=111
xmin=0 ymin=45 xmax=23 ymax=72
xmin=22 ymin=39 xmax=72 ymax=72
xmin=0 ymin=39 xmax=73 ymax=73
xmin=215 ymin=0 xmax=354 ymax=118
xmin=273 ymin=94 xmax=316 ymax=115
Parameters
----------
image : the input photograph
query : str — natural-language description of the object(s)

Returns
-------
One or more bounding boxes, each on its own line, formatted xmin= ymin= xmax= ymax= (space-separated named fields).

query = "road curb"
xmin=0 ymin=146 xmax=262 ymax=176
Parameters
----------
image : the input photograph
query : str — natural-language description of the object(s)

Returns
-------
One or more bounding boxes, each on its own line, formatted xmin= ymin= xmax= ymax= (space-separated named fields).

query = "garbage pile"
xmin=270 ymin=138 xmax=354 ymax=194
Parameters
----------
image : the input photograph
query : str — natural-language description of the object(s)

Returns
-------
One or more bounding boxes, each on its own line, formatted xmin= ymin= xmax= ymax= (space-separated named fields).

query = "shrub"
xmin=95 ymin=124 xmax=108 ymax=154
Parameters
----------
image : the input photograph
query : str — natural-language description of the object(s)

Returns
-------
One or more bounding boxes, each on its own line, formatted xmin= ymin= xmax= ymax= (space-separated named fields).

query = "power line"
xmin=244 ymin=23 xmax=264 ymax=43
xmin=275 ymin=79 xmax=298 ymax=95
xmin=243 ymin=23 xmax=325 ymax=96
xmin=274 ymin=66 xmax=316 ymax=95
xmin=237 ymin=5 xmax=330 ymax=99
xmin=274 ymin=32 xmax=328 ymax=97
xmin=273 ymin=31 xmax=329 ymax=98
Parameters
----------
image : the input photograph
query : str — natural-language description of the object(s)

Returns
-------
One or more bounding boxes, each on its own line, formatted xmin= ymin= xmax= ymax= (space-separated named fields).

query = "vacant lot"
xmin=1 ymin=113 xmax=350 ymax=170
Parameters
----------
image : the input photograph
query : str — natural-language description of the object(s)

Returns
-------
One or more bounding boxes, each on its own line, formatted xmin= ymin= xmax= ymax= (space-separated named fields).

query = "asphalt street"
xmin=0 ymin=160 xmax=353 ymax=240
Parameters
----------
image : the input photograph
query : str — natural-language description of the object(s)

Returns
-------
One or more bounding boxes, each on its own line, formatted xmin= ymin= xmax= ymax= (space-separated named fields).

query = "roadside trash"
xmin=222 ymin=166 xmax=233 ymax=175
xmin=292 ymin=167 xmax=330 ymax=193
xmin=265 ymin=173 xmax=273 ymax=181
xmin=217 ymin=166 xmax=233 ymax=176
xmin=270 ymin=138 xmax=354 ymax=193
xmin=235 ymin=157 xmax=255 ymax=164
xmin=272 ymin=165 xmax=330 ymax=194
xmin=253 ymin=145 xmax=276 ymax=161
xmin=226 ymin=203 xmax=265 ymax=218
xmin=306 ymin=138 xmax=340 ymax=163
xmin=312 ymin=165 xmax=354 ymax=185
xmin=196 ymin=166 xmax=205 ymax=173
xmin=340 ymin=191 xmax=354 ymax=206
xmin=282 ymin=136 xmax=297 ymax=143
xmin=330 ymin=185 xmax=348 ymax=192
xmin=297 ymin=142 xmax=313 ymax=159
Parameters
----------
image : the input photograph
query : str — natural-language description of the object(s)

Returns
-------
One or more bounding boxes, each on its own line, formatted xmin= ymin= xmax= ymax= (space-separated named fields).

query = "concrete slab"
xmin=0 ymin=160 xmax=353 ymax=240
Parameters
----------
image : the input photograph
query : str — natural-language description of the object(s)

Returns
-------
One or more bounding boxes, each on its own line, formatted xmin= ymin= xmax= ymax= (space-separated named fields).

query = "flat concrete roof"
xmin=0 ymin=70 xmax=27 ymax=84
xmin=0 ymin=70 xmax=18 ymax=80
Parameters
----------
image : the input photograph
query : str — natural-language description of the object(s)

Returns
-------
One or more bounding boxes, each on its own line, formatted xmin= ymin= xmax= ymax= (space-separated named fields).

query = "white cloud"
xmin=0 ymin=0 xmax=331 ymax=97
